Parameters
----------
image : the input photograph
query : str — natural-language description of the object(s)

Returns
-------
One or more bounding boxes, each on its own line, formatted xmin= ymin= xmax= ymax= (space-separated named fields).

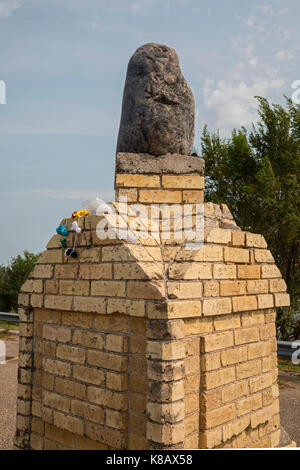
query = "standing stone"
xmin=116 ymin=43 xmax=195 ymax=156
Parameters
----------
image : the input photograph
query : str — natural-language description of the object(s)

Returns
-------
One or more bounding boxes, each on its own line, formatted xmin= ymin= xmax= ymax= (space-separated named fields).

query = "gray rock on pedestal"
xmin=116 ymin=43 xmax=195 ymax=156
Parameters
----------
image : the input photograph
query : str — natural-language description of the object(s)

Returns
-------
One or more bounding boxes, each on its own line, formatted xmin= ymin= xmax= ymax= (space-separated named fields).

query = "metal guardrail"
xmin=0 ymin=312 xmax=19 ymax=323
xmin=277 ymin=340 xmax=300 ymax=358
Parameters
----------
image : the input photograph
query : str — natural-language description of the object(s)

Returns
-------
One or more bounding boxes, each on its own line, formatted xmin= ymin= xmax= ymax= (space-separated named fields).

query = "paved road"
xmin=0 ymin=336 xmax=18 ymax=450
xmin=279 ymin=372 xmax=300 ymax=447
xmin=0 ymin=336 xmax=299 ymax=450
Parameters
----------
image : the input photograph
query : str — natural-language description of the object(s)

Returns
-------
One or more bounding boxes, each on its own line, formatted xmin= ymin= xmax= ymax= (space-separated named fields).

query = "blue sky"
xmin=0 ymin=0 xmax=299 ymax=264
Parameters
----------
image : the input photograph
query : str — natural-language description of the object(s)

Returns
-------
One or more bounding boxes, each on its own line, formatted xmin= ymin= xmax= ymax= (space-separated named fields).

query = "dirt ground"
xmin=0 ymin=336 xmax=299 ymax=450
xmin=278 ymin=371 xmax=300 ymax=447
xmin=0 ymin=335 xmax=18 ymax=450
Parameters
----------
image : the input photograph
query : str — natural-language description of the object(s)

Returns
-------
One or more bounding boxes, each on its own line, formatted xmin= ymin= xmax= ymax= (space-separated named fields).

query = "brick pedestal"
xmin=14 ymin=153 xmax=290 ymax=449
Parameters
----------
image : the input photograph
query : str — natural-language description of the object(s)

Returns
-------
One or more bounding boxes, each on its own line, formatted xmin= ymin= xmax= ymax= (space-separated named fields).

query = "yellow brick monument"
xmin=14 ymin=43 xmax=292 ymax=450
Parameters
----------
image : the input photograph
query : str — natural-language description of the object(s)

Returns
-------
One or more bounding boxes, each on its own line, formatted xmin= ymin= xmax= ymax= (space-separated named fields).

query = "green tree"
xmin=201 ymin=97 xmax=300 ymax=339
xmin=202 ymin=125 xmax=260 ymax=231
xmin=0 ymin=250 xmax=40 ymax=313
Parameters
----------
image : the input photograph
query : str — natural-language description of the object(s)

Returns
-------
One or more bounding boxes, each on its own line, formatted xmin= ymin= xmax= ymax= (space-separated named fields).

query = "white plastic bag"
xmin=82 ymin=197 xmax=113 ymax=216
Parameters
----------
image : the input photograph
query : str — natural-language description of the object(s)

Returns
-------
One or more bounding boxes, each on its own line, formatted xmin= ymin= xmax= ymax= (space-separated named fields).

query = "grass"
xmin=277 ymin=379 xmax=287 ymax=387
xmin=277 ymin=378 xmax=295 ymax=389
xmin=0 ymin=320 xmax=19 ymax=334
xmin=278 ymin=356 xmax=300 ymax=374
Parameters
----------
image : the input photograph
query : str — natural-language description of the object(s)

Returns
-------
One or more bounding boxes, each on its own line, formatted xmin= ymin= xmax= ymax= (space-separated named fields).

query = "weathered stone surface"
xmin=116 ymin=43 xmax=195 ymax=156
xmin=116 ymin=153 xmax=204 ymax=176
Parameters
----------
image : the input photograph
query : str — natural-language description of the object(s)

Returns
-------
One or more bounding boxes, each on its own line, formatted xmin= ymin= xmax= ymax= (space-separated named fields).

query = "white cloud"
xmin=130 ymin=0 xmax=166 ymax=14
xmin=276 ymin=50 xmax=295 ymax=61
xmin=131 ymin=0 xmax=146 ymax=13
xmin=0 ymin=103 xmax=119 ymax=137
xmin=278 ymin=8 xmax=289 ymax=16
xmin=249 ymin=57 xmax=257 ymax=67
xmin=203 ymin=78 xmax=284 ymax=137
xmin=246 ymin=16 xmax=256 ymax=27
xmin=130 ymin=0 xmax=193 ymax=14
xmin=259 ymin=4 xmax=274 ymax=17
xmin=0 ymin=0 xmax=21 ymax=19
xmin=274 ymin=24 xmax=290 ymax=42
xmin=3 ymin=188 xmax=114 ymax=201
xmin=245 ymin=45 xmax=254 ymax=58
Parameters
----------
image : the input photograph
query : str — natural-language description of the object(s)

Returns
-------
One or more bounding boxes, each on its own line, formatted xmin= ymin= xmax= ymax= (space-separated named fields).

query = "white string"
xmin=73 ymin=231 xmax=78 ymax=252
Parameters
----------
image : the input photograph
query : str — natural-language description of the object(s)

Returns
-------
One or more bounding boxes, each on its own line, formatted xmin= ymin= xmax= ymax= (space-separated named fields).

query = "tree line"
xmin=0 ymin=251 xmax=40 ymax=313
xmin=201 ymin=96 xmax=299 ymax=340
